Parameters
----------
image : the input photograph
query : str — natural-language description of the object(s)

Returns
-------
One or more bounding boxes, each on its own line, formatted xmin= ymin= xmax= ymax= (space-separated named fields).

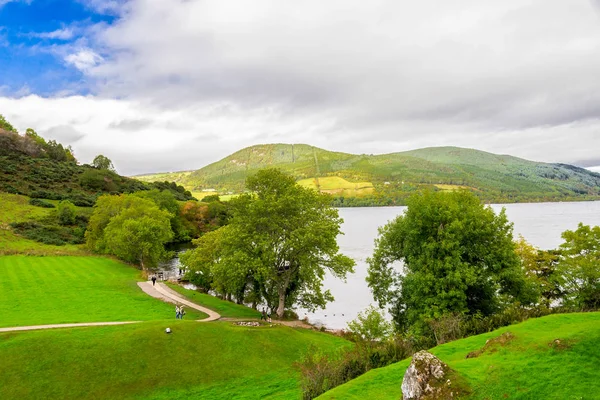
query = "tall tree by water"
xmin=183 ymin=168 xmax=355 ymax=317
xmin=367 ymin=190 xmax=533 ymax=333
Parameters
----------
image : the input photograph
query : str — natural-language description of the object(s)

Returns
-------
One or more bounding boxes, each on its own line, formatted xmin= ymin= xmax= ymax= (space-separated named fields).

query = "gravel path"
xmin=138 ymin=282 xmax=221 ymax=321
xmin=0 ymin=321 xmax=140 ymax=333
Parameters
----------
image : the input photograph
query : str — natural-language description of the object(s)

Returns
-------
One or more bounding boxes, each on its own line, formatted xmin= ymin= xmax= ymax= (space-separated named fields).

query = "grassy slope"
xmin=318 ymin=312 xmax=600 ymax=399
xmin=0 ymin=256 xmax=207 ymax=327
xmin=0 ymin=321 xmax=349 ymax=400
xmin=0 ymin=193 xmax=85 ymax=255
xmin=165 ymin=283 xmax=261 ymax=319
xmin=135 ymin=144 xmax=600 ymax=201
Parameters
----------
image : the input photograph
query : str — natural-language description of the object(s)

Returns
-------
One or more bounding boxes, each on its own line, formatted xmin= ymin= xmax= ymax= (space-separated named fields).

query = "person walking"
xmin=175 ymin=305 xmax=181 ymax=319
xmin=151 ymin=275 xmax=157 ymax=286
xmin=180 ymin=305 xmax=185 ymax=319
xmin=261 ymin=308 xmax=267 ymax=321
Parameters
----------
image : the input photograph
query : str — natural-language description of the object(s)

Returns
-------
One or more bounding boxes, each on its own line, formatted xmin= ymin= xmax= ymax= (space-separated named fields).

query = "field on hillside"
xmin=0 ymin=193 xmax=85 ymax=255
xmin=0 ymin=256 xmax=207 ymax=327
xmin=318 ymin=312 xmax=600 ymax=399
xmin=297 ymin=177 xmax=375 ymax=196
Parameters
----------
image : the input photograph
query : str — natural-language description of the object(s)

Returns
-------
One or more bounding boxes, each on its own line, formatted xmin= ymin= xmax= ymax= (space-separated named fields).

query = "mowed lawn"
xmin=0 ymin=256 xmax=206 ymax=327
xmin=0 ymin=321 xmax=350 ymax=400
xmin=318 ymin=312 xmax=600 ymax=399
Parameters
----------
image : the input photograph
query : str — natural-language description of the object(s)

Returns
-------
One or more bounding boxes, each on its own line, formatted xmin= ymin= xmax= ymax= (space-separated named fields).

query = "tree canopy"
xmin=92 ymin=154 xmax=115 ymax=171
xmin=86 ymin=194 xmax=173 ymax=268
xmin=182 ymin=168 xmax=355 ymax=317
xmin=367 ymin=190 xmax=532 ymax=333
xmin=557 ymin=223 xmax=600 ymax=310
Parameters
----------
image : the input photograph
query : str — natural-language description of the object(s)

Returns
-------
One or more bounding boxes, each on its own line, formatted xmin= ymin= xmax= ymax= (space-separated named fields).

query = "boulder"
xmin=401 ymin=351 xmax=449 ymax=400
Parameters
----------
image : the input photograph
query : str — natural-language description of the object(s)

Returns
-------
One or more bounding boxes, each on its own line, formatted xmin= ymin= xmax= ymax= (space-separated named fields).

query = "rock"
xmin=401 ymin=351 xmax=448 ymax=400
xmin=234 ymin=321 xmax=260 ymax=327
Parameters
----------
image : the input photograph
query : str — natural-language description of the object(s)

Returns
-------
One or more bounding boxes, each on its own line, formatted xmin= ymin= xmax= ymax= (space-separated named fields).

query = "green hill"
xmin=135 ymin=144 xmax=600 ymax=204
xmin=317 ymin=312 xmax=600 ymax=399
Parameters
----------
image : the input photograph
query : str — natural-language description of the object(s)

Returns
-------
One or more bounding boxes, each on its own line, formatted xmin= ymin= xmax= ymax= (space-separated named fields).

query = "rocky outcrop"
xmin=401 ymin=351 xmax=458 ymax=400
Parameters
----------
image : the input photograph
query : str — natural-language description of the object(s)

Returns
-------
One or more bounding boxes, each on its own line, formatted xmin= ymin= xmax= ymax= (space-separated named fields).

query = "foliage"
xmin=557 ymin=223 xmax=600 ymax=310
xmin=92 ymin=154 xmax=115 ymax=171
xmin=86 ymin=194 xmax=173 ymax=268
xmin=0 ymin=114 xmax=17 ymax=132
xmin=367 ymin=190 xmax=534 ymax=334
xmin=134 ymin=189 xmax=191 ymax=242
xmin=28 ymin=198 xmax=55 ymax=208
xmin=346 ymin=305 xmax=393 ymax=343
xmin=182 ymin=168 xmax=355 ymax=317
xmin=57 ymin=200 xmax=77 ymax=225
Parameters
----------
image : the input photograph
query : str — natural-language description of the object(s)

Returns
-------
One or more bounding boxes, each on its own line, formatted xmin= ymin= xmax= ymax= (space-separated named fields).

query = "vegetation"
xmin=91 ymin=154 xmax=115 ymax=171
xmin=182 ymin=169 xmax=355 ymax=318
xmin=135 ymin=143 xmax=600 ymax=205
xmin=0 ymin=256 xmax=207 ymax=328
xmin=367 ymin=190 xmax=534 ymax=335
xmin=317 ymin=312 xmax=600 ymax=399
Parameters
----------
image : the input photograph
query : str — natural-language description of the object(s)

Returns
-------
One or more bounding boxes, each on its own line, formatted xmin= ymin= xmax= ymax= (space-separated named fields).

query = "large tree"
xmin=367 ymin=190 xmax=532 ymax=333
xmin=556 ymin=223 xmax=600 ymax=310
xmin=86 ymin=194 xmax=173 ymax=269
xmin=182 ymin=168 xmax=355 ymax=317
xmin=92 ymin=154 xmax=115 ymax=171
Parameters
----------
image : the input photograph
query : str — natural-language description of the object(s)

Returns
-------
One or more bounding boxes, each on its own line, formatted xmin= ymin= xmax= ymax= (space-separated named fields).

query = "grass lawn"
xmin=297 ymin=177 xmax=374 ymax=197
xmin=0 ymin=193 xmax=86 ymax=256
xmin=0 ymin=321 xmax=350 ymax=400
xmin=165 ymin=283 xmax=261 ymax=319
xmin=0 ymin=256 xmax=207 ymax=327
xmin=318 ymin=312 xmax=600 ymax=399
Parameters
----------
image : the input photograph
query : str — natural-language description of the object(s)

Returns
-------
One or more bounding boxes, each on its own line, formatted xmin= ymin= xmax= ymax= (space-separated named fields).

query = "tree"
xmin=556 ymin=223 xmax=600 ymax=310
xmin=0 ymin=114 xmax=17 ymax=133
xmin=92 ymin=154 xmax=115 ymax=171
xmin=347 ymin=305 xmax=392 ymax=343
xmin=182 ymin=168 xmax=355 ymax=317
xmin=57 ymin=200 xmax=77 ymax=225
xmin=367 ymin=190 xmax=531 ymax=333
xmin=86 ymin=194 xmax=173 ymax=268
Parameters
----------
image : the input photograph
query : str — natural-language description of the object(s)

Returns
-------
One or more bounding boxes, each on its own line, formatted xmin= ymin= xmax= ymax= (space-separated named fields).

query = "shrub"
xmin=57 ymin=200 xmax=77 ymax=225
xmin=28 ymin=198 xmax=56 ymax=208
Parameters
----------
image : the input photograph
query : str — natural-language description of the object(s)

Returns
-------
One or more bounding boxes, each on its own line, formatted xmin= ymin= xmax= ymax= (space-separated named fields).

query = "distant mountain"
xmin=135 ymin=144 xmax=600 ymax=205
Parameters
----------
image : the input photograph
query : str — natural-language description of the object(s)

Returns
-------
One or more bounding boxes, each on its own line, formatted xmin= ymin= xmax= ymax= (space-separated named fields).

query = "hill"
xmin=135 ymin=144 xmax=600 ymax=204
xmin=317 ymin=312 xmax=600 ymax=399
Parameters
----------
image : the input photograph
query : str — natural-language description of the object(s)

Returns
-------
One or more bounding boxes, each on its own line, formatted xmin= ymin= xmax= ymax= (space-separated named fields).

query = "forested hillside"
xmin=136 ymin=143 xmax=600 ymax=204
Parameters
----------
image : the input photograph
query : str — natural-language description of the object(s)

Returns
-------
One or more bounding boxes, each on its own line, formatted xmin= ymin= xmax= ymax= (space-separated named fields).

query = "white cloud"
xmin=33 ymin=28 xmax=75 ymax=40
xmin=4 ymin=1 xmax=600 ymax=175
xmin=65 ymin=49 xmax=104 ymax=72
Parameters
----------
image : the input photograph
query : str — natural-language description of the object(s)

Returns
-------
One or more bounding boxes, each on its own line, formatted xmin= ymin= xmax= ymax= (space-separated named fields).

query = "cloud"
xmin=32 ymin=28 xmax=75 ymax=41
xmin=65 ymin=49 xmax=103 ymax=72
xmin=3 ymin=1 xmax=600 ymax=175
xmin=44 ymin=125 xmax=86 ymax=143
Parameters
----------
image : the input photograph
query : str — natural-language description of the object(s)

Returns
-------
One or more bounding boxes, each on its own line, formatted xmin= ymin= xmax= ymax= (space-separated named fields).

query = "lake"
xmin=299 ymin=201 xmax=600 ymax=329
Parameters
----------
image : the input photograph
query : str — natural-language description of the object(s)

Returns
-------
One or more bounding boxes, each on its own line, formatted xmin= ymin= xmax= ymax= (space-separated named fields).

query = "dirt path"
xmin=0 ymin=321 xmax=140 ymax=333
xmin=138 ymin=282 xmax=220 ymax=321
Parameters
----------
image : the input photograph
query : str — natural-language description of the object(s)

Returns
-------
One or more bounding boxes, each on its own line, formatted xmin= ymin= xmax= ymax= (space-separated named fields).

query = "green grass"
xmin=0 ymin=193 xmax=86 ymax=255
xmin=0 ymin=256 xmax=207 ymax=327
xmin=165 ymin=283 xmax=261 ymax=319
xmin=318 ymin=312 xmax=600 ymax=399
xmin=297 ymin=176 xmax=375 ymax=196
xmin=0 ymin=320 xmax=349 ymax=400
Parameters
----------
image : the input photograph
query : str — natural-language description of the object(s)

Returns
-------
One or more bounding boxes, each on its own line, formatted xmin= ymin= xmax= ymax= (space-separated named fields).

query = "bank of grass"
xmin=165 ymin=283 xmax=261 ymax=319
xmin=317 ymin=312 xmax=600 ymax=399
xmin=0 ymin=256 xmax=207 ymax=327
xmin=0 ymin=193 xmax=86 ymax=255
xmin=0 ymin=320 xmax=350 ymax=400
xmin=297 ymin=177 xmax=374 ymax=196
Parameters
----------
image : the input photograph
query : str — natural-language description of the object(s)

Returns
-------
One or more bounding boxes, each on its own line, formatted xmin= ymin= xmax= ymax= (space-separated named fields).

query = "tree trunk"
xmin=277 ymin=287 xmax=286 ymax=319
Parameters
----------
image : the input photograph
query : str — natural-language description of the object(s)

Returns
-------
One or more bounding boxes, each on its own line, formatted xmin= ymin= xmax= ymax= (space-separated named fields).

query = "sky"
xmin=1 ymin=0 xmax=600 ymax=176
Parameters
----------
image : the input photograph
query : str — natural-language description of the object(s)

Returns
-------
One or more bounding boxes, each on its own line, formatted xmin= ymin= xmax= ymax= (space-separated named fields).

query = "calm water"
xmin=299 ymin=201 xmax=600 ymax=329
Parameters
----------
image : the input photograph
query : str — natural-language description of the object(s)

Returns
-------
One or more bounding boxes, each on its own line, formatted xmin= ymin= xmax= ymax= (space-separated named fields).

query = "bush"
xmin=28 ymin=198 xmax=56 ymax=208
xmin=57 ymin=200 xmax=77 ymax=225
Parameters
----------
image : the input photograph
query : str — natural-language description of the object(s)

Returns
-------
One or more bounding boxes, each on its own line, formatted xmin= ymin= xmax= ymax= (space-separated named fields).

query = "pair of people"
xmin=175 ymin=305 xmax=185 ymax=319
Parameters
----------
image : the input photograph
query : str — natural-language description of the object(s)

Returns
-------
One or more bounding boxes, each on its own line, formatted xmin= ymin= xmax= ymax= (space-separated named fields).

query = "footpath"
xmin=0 ymin=282 xmax=220 ymax=333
